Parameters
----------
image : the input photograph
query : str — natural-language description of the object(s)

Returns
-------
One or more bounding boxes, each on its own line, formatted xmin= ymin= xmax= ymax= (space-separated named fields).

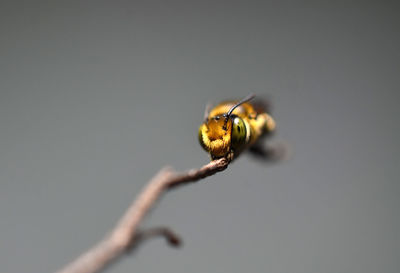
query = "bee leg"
xmin=247 ymin=141 xmax=288 ymax=162
xmin=225 ymin=151 xmax=235 ymax=163
xmin=210 ymin=151 xmax=234 ymax=163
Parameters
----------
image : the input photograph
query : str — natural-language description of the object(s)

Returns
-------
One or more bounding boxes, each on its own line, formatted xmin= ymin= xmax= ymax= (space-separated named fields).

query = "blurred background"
xmin=1 ymin=1 xmax=399 ymax=272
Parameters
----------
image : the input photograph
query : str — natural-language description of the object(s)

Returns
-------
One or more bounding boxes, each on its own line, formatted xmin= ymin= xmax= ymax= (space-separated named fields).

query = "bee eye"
xmin=198 ymin=124 xmax=208 ymax=152
xmin=231 ymin=117 xmax=247 ymax=149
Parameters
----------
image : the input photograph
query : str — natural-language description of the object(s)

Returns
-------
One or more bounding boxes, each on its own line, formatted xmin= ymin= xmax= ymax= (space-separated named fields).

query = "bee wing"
xmin=203 ymin=102 xmax=213 ymax=122
xmin=251 ymin=95 xmax=273 ymax=114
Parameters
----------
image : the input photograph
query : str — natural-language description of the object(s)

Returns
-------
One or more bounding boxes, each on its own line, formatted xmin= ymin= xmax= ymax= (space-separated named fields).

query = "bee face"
xmin=198 ymin=116 xmax=233 ymax=158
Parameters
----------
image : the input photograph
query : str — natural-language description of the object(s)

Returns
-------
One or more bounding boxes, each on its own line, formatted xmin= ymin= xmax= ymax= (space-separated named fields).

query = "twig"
xmin=132 ymin=226 xmax=182 ymax=250
xmin=56 ymin=157 xmax=229 ymax=273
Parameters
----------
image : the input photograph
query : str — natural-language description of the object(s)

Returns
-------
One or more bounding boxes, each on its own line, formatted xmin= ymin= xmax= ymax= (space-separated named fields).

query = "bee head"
xmin=198 ymin=94 xmax=255 ymax=159
xmin=198 ymin=115 xmax=233 ymax=159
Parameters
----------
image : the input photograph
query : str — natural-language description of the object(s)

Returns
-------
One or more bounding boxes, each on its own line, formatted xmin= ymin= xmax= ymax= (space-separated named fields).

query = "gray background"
xmin=1 ymin=1 xmax=399 ymax=273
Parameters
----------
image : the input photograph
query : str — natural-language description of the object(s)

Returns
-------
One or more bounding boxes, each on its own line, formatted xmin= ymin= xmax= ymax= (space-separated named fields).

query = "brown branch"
xmin=56 ymin=157 xmax=229 ymax=273
xmin=132 ymin=226 xmax=182 ymax=250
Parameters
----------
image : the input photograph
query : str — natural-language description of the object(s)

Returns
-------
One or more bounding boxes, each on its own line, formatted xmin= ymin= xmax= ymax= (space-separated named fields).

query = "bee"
xmin=198 ymin=94 xmax=276 ymax=161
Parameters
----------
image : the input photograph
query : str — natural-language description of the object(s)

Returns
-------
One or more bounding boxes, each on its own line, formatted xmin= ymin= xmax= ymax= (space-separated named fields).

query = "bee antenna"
xmin=223 ymin=93 xmax=256 ymax=129
xmin=226 ymin=93 xmax=255 ymax=117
